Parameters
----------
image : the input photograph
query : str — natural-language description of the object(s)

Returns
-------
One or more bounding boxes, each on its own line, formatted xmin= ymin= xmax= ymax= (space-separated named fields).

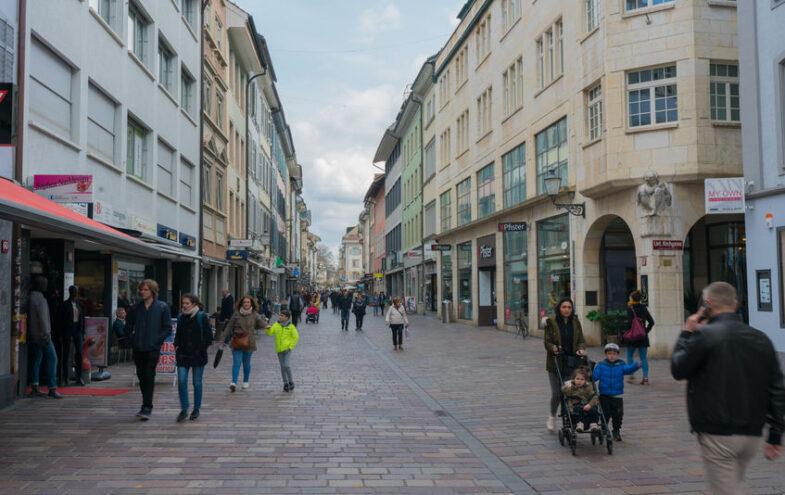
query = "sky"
xmin=235 ymin=0 xmax=464 ymax=257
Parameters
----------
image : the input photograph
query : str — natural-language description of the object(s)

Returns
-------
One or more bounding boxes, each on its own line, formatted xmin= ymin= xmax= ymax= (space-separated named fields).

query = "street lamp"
xmin=544 ymin=170 xmax=585 ymax=217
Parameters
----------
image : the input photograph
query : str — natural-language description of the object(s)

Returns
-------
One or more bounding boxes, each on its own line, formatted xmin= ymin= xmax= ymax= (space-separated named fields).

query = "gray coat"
xmin=28 ymin=291 xmax=52 ymax=345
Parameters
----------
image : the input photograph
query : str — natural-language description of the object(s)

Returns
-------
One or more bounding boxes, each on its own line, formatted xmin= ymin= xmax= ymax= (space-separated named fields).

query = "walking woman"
xmin=543 ymin=297 xmax=587 ymax=431
xmin=174 ymin=294 xmax=212 ymax=421
xmin=217 ymin=295 xmax=269 ymax=392
xmin=378 ymin=292 xmax=386 ymax=317
xmin=625 ymin=290 xmax=655 ymax=385
xmin=385 ymin=297 xmax=409 ymax=351
xmin=352 ymin=293 xmax=367 ymax=331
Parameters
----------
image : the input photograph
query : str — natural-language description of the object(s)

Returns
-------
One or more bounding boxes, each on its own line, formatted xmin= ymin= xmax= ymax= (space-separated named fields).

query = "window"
xmin=203 ymin=76 xmax=213 ymax=117
xmin=181 ymin=67 xmax=195 ymax=116
xmin=30 ymin=38 xmax=74 ymax=138
xmin=457 ymin=241 xmax=473 ymax=320
xmin=215 ymin=172 xmax=224 ymax=210
xmin=157 ymin=140 xmax=175 ymax=197
xmin=504 ymin=229 xmax=528 ymax=324
xmin=627 ymin=65 xmax=677 ymax=127
xmin=440 ymin=191 xmax=452 ymax=232
xmin=456 ymin=177 xmax=472 ymax=226
xmin=351 ymin=247 xmax=360 ymax=255
xmin=426 ymin=94 xmax=435 ymax=123
xmin=215 ymin=91 xmax=224 ymax=129
xmin=626 ymin=0 xmax=674 ymax=12
xmin=587 ymin=84 xmax=603 ymax=140
xmin=87 ymin=83 xmax=117 ymax=163
xmin=352 ymin=260 xmax=359 ymax=268
xmin=536 ymin=19 xmax=563 ymax=89
xmin=90 ymin=0 xmax=120 ymax=33
xmin=425 ymin=139 xmax=436 ymax=180
xmin=535 ymin=117 xmax=568 ymax=195
xmin=126 ymin=118 xmax=149 ymax=181
xmin=780 ymin=229 xmax=785 ymax=326
xmin=425 ymin=200 xmax=436 ymax=238
xmin=440 ymin=128 xmax=451 ymax=168
xmin=477 ymin=87 xmax=492 ymax=137
xmin=158 ymin=38 xmax=176 ymax=94
xmin=537 ymin=214 xmax=570 ymax=317
xmin=439 ymin=71 xmax=450 ymax=108
xmin=181 ymin=0 xmax=197 ymax=30
xmin=710 ymin=63 xmax=740 ymax=123
xmin=502 ymin=0 xmax=522 ymax=33
xmin=180 ymin=159 xmax=194 ymax=208
xmin=455 ymin=45 xmax=469 ymax=89
xmin=203 ymin=162 xmax=212 ymax=204
xmin=128 ymin=1 xmax=150 ymax=65
xmin=503 ymin=142 xmax=526 ymax=208
xmin=503 ymin=57 xmax=523 ymax=116
xmin=475 ymin=14 xmax=491 ymax=63
xmin=456 ymin=109 xmax=469 ymax=155
xmin=477 ymin=163 xmax=495 ymax=219
xmin=586 ymin=0 xmax=600 ymax=31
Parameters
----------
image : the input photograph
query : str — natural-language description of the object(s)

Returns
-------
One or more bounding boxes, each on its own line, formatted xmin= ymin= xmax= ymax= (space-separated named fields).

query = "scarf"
xmin=239 ymin=307 xmax=252 ymax=316
xmin=183 ymin=305 xmax=199 ymax=317
xmin=555 ymin=297 xmax=575 ymax=355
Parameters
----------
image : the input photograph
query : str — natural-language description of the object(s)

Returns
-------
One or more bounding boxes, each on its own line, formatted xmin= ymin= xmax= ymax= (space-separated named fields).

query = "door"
xmin=478 ymin=268 xmax=496 ymax=325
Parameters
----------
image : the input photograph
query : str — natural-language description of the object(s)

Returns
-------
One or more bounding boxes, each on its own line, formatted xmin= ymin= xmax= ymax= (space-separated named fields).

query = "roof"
xmin=364 ymin=174 xmax=385 ymax=203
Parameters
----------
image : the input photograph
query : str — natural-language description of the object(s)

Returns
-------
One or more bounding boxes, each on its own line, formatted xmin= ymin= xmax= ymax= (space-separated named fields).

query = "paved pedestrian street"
xmin=0 ymin=310 xmax=782 ymax=495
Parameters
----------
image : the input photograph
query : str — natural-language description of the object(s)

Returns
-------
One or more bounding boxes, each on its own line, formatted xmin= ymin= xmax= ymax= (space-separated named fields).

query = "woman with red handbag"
xmin=217 ymin=295 xmax=269 ymax=392
xmin=625 ymin=290 xmax=655 ymax=385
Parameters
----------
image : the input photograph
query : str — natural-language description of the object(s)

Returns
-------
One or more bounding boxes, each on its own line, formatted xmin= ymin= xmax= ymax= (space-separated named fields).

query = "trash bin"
xmin=441 ymin=300 xmax=452 ymax=323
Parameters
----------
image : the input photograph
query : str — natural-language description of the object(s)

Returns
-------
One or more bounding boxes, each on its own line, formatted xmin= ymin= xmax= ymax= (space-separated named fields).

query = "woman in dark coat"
xmin=352 ymin=293 xmax=367 ymax=331
xmin=625 ymin=290 xmax=655 ymax=385
xmin=543 ymin=297 xmax=587 ymax=432
xmin=174 ymin=293 xmax=212 ymax=422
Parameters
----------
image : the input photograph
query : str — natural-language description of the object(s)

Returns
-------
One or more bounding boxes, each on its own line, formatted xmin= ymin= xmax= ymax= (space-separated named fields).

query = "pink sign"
xmin=33 ymin=175 xmax=93 ymax=203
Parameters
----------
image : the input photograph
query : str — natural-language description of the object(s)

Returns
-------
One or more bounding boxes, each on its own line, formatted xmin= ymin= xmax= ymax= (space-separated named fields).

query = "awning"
xmin=0 ymin=178 xmax=160 ymax=258
xmin=202 ymin=256 xmax=230 ymax=267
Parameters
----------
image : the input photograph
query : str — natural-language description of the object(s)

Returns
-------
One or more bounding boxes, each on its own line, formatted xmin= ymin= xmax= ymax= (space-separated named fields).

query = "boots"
xmin=27 ymin=384 xmax=45 ymax=398
xmin=48 ymin=388 xmax=63 ymax=399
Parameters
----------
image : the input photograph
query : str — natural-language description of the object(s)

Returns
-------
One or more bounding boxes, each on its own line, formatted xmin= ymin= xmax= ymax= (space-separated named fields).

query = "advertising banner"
xmin=33 ymin=175 xmax=93 ymax=203
xmin=84 ymin=317 xmax=109 ymax=368
xmin=705 ymin=177 xmax=745 ymax=214
xmin=405 ymin=295 xmax=416 ymax=313
xmin=155 ymin=319 xmax=178 ymax=374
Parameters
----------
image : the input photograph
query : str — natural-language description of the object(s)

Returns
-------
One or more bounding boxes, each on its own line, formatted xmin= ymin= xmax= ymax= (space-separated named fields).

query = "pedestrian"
xmin=287 ymin=291 xmax=304 ymax=327
xmin=543 ymin=297 xmax=587 ymax=432
xmin=671 ymin=282 xmax=785 ymax=495
xmin=378 ymin=292 xmax=386 ymax=317
xmin=266 ymin=309 xmax=300 ymax=392
xmin=593 ymin=342 xmax=641 ymax=441
xmin=27 ymin=276 xmax=62 ymax=399
xmin=219 ymin=289 xmax=234 ymax=345
xmin=59 ymin=285 xmax=85 ymax=386
xmin=561 ymin=368 xmax=600 ymax=433
xmin=352 ymin=293 xmax=367 ymax=331
xmin=112 ymin=307 xmax=130 ymax=353
xmin=173 ymin=294 xmax=212 ymax=422
xmin=116 ymin=289 xmax=131 ymax=311
xmin=370 ymin=293 xmax=379 ymax=317
xmin=126 ymin=279 xmax=172 ymax=420
xmin=217 ymin=295 xmax=268 ymax=392
xmin=311 ymin=291 xmax=321 ymax=322
xmin=385 ymin=297 xmax=409 ymax=350
xmin=331 ymin=291 xmax=340 ymax=314
xmin=624 ymin=290 xmax=655 ymax=385
xmin=338 ymin=290 xmax=353 ymax=331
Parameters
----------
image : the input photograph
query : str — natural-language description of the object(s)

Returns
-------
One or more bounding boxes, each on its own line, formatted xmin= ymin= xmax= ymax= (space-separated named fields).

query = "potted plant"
xmin=586 ymin=309 xmax=627 ymax=345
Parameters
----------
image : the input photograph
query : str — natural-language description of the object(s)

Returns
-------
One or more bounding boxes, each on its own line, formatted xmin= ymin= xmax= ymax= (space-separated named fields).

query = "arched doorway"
xmin=601 ymin=218 xmax=637 ymax=312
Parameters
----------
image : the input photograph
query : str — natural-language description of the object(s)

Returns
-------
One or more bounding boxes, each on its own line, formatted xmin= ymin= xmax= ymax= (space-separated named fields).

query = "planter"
xmin=605 ymin=334 xmax=621 ymax=345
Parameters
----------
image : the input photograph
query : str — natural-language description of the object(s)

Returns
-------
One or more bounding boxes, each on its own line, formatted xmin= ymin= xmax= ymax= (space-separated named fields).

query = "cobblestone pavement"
xmin=1 ymin=309 xmax=783 ymax=495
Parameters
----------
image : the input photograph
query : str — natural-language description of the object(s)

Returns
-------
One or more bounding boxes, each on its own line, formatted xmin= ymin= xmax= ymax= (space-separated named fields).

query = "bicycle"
xmin=514 ymin=312 xmax=529 ymax=339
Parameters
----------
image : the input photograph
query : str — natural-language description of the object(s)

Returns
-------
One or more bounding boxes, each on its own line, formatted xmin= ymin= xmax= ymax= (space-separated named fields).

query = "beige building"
xmin=433 ymin=0 xmax=743 ymax=356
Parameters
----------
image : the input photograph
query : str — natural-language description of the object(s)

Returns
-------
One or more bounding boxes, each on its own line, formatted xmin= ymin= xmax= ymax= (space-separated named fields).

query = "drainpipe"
xmin=198 ymin=0 xmax=208 ymax=299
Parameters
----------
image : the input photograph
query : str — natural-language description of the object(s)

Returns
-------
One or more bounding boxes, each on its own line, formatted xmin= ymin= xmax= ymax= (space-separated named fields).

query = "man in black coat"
xmin=219 ymin=289 xmax=234 ymax=344
xmin=672 ymin=282 xmax=785 ymax=495
xmin=60 ymin=285 xmax=85 ymax=385
xmin=338 ymin=290 xmax=353 ymax=331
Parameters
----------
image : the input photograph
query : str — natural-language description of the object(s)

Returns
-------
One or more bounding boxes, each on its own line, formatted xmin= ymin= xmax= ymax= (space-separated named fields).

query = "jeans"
xmin=177 ymin=366 xmax=204 ymax=411
xmin=355 ymin=313 xmax=364 ymax=329
xmin=231 ymin=349 xmax=253 ymax=384
xmin=31 ymin=341 xmax=58 ymax=388
xmin=340 ymin=309 xmax=350 ymax=329
xmin=548 ymin=371 xmax=562 ymax=415
xmin=626 ymin=346 xmax=648 ymax=378
xmin=390 ymin=325 xmax=404 ymax=346
xmin=134 ymin=350 xmax=160 ymax=409
xmin=373 ymin=305 xmax=378 ymax=316
xmin=570 ymin=404 xmax=599 ymax=425
xmin=62 ymin=329 xmax=83 ymax=380
xmin=277 ymin=350 xmax=293 ymax=385
xmin=600 ymin=395 xmax=624 ymax=432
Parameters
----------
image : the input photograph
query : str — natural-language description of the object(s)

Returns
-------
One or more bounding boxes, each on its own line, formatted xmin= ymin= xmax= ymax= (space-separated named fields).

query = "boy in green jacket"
xmin=266 ymin=309 xmax=299 ymax=392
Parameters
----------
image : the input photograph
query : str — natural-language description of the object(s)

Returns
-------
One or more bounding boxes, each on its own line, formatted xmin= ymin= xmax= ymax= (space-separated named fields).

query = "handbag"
xmin=230 ymin=330 xmax=251 ymax=350
xmin=623 ymin=314 xmax=647 ymax=344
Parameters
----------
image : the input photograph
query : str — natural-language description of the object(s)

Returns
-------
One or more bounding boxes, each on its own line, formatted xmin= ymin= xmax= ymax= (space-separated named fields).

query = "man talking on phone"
xmin=671 ymin=282 xmax=785 ymax=495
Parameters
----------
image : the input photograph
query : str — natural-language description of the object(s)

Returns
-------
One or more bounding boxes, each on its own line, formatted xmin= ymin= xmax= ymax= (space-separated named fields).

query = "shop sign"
xmin=0 ymin=83 xmax=12 ymax=178
xmin=62 ymin=203 xmax=89 ymax=216
xmin=229 ymin=239 xmax=253 ymax=248
xmin=92 ymin=199 xmax=128 ymax=228
xmin=652 ymin=240 xmax=683 ymax=251
xmin=132 ymin=215 xmax=156 ymax=236
xmin=157 ymin=224 xmax=178 ymax=242
xmin=293 ymin=269 xmax=300 ymax=275
xmin=479 ymin=244 xmax=494 ymax=259
xmin=226 ymin=249 xmax=249 ymax=261
xmin=364 ymin=273 xmax=373 ymax=278
xmin=431 ymin=244 xmax=452 ymax=251
xmin=155 ymin=320 xmax=177 ymax=374
xmin=179 ymin=232 xmax=196 ymax=250
xmin=498 ymin=222 xmax=527 ymax=232
xmin=406 ymin=250 xmax=422 ymax=257
xmin=705 ymin=177 xmax=745 ymax=214
xmin=374 ymin=273 xmax=383 ymax=278
xmin=84 ymin=317 xmax=109 ymax=368
xmin=33 ymin=175 xmax=93 ymax=203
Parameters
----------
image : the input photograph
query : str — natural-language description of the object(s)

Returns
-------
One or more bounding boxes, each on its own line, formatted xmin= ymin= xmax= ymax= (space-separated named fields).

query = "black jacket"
xmin=126 ymin=300 xmax=172 ymax=352
xmin=174 ymin=311 xmax=213 ymax=367
xmin=625 ymin=304 xmax=655 ymax=348
xmin=671 ymin=313 xmax=785 ymax=445
xmin=338 ymin=295 xmax=353 ymax=311
xmin=220 ymin=294 xmax=234 ymax=322
xmin=352 ymin=299 xmax=367 ymax=316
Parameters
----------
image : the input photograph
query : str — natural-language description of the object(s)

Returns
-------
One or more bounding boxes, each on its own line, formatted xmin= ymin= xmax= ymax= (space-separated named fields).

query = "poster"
xmin=32 ymin=175 xmax=93 ymax=203
xmin=705 ymin=177 xmax=745 ymax=214
xmin=155 ymin=319 xmax=178 ymax=374
xmin=405 ymin=296 xmax=416 ymax=313
xmin=84 ymin=317 xmax=109 ymax=368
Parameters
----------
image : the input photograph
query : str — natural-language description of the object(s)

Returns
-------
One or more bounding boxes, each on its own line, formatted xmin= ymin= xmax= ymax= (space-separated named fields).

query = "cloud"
xmin=357 ymin=3 xmax=402 ymax=44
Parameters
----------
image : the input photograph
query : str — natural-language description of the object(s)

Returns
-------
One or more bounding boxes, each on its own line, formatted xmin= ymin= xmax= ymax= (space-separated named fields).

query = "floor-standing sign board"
xmin=84 ymin=317 xmax=109 ymax=369
xmin=155 ymin=319 xmax=178 ymax=374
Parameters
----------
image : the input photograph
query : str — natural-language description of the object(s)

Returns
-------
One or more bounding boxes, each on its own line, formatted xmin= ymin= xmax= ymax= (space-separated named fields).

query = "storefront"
xmin=503 ymin=227 xmax=528 ymax=325
xmin=424 ymin=260 xmax=437 ymax=312
xmin=476 ymin=234 xmax=496 ymax=326
xmin=441 ymin=250 xmax=452 ymax=313
xmin=537 ymin=214 xmax=570 ymax=319
xmin=457 ymin=241 xmax=473 ymax=320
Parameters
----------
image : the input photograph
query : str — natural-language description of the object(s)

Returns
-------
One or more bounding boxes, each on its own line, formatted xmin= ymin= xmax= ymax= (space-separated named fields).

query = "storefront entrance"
xmin=477 ymin=234 xmax=497 ymax=326
xmin=601 ymin=218 xmax=637 ymax=312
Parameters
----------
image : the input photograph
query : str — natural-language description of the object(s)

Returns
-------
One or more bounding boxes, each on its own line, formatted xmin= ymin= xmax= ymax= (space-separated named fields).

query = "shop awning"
xmin=0 ymin=178 xmax=160 ymax=258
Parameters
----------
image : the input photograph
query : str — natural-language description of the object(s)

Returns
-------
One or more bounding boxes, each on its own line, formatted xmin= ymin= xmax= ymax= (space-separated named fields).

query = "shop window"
xmin=537 ymin=214 xmax=571 ymax=318
xmin=504 ymin=229 xmax=528 ymax=325
xmin=707 ymin=222 xmax=747 ymax=322
xmin=457 ymin=241 xmax=473 ymax=320
xmin=440 ymin=190 xmax=452 ymax=233
xmin=456 ymin=177 xmax=472 ymax=226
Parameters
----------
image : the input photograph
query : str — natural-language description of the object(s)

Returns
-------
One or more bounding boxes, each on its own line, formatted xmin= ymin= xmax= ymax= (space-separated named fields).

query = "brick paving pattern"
xmin=0 ymin=310 xmax=782 ymax=494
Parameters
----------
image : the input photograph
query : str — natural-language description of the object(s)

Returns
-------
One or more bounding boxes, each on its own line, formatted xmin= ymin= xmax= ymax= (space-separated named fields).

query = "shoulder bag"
xmin=623 ymin=308 xmax=647 ymax=344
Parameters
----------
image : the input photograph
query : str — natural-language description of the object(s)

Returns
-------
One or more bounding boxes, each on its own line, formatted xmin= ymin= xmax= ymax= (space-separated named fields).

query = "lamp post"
xmin=544 ymin=170 xmax=585 ymax=217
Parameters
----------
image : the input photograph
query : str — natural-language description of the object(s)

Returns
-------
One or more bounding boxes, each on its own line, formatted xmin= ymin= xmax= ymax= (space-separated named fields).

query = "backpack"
xmin=289 ymin=296 xmax=301 ymax=312
xmin=623 ymin=308 xmax=647 ymax=344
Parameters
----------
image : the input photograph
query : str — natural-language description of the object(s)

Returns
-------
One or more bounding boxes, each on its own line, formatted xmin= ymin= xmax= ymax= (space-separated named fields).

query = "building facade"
xmin=341 ymin=225 xmax=363 ymax=285
xmin=376 ymin=132 xmax=403 ymax=297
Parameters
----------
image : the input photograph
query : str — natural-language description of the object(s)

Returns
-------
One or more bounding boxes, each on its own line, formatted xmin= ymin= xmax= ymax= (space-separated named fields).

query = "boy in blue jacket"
xmin=593 ymin=343 xmax=641 ymax=441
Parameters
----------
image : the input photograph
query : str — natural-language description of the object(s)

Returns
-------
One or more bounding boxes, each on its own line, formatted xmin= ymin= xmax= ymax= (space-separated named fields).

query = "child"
xmin=306 ymin=304 xmax=319 ymax=322
xmin=561 ymin=368 xmax=600 ymax=433
xmin=593 ymin=342 xmax=642 ymax=441
xmin=266 ymin=309 xmax=300 ymax=392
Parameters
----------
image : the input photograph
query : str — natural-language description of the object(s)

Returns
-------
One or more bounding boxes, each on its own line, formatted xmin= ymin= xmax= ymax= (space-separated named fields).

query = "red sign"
xmin=1 ymin=240 xmax=8 ymax=254
xmin=652 ymin=240 xmax=683 ymax=250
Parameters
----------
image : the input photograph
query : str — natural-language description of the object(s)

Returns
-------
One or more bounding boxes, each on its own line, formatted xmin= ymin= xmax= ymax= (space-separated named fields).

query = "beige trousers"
xmin=697 ymin=433 xmax=762 ymax=495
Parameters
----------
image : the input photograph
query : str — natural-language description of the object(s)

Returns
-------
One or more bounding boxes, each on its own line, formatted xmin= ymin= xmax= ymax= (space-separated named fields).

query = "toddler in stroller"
xmin=561 ymin=368 xmax=600 ymax=433
xmin=305 ymin=305 xmax=319 ymax=324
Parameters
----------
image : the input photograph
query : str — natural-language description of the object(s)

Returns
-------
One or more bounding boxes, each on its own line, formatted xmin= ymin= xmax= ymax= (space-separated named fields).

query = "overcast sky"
xmin=235 ymin=0 xmax=463 ymax=256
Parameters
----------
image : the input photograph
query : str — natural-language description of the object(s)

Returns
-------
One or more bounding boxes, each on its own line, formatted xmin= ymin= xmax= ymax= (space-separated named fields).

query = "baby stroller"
xmin=304 ymin=309 xmax=318 ymax=324
xmin=553 ymin=354 xmax=613 ymax=455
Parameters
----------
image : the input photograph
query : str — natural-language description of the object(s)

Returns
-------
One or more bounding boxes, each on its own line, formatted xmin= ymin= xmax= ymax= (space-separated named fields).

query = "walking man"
xmin=287 ymin=290 xmax=304 ymax=327
xmin=126 ymin=279 xmax=172 ymax=420
xmin=219 ymin=289 xmax=234 ymax=344
xmin=338 ymin=290 xmax=353 ymax=331
xmin=671 ymin=282 xmax=785 ymax=495
xmin=28 ymin=276 xmax=62 ymax=399
xmin=60 ymin=286 xmax=85 ymax=385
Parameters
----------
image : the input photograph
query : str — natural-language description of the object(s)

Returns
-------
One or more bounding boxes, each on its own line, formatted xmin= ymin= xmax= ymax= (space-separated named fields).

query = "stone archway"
xmin=583 ymin=214 xmax=638 ymax=312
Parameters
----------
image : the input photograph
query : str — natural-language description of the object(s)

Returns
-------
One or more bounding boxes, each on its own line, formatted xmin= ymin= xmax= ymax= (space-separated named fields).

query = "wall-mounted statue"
xmin=636 ymin=172 xmax=672 ymax=217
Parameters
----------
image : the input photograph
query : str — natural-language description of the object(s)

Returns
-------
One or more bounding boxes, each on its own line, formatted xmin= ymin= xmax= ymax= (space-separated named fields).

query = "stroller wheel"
xmin=591 ymin=433 xmax=596 ymax=445
xmin=558 ymin=429 xmax=564 ymax=446
xmin=570 ymin=433 xmax=577 ymax=455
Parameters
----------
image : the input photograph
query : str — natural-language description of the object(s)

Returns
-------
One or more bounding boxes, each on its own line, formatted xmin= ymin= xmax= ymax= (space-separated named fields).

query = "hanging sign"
xmin=705 ymin=178 xmax=745 ymax=214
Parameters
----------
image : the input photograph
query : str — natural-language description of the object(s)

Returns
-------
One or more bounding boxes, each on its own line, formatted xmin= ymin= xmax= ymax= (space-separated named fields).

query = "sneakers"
xmin=640 ymin=378 xmax=649 ymax=385
xmin=612 ymin=430 xmax=622 ymax=442
xmin=242 ymin=382 xmax=249 ymax=390
xmin=546 ymin=415 xmax=555 ymax=431
xmin=575 ymin=422 xmax=585 ymax=433
xmin=47 ymin=388 xmax=63 ymax=399
xmin=136 ymin=407 xmax=151 ymax=420
xmin=229 ymin=383 xmax=236 ymax=392
xmin=589 ymin=423 xmax=599 ymax=432
xmin=189 ymin=409 xmax=200 ymax=421
xmin=288 ymin=382 xmax=294 ymax=391
xmin=283 ymin=383 xmax=290 ymax=392
xmin=176 ymin=410 xmax=188 ymax=422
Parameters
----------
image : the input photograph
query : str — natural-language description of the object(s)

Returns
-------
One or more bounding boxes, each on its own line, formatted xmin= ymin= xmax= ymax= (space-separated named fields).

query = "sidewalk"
xmin=0 ymin=309 xmax=781 ymax=494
